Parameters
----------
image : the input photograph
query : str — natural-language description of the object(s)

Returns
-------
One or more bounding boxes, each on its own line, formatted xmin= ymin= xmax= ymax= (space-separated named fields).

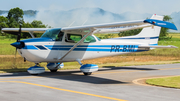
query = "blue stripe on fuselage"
xmin=112 ymin=36 xmax=159 ymax=40
xmin=45 ymin=45 xmax=123 ymax=48
xmin=22 ymin=45 xmax=142 ymax=52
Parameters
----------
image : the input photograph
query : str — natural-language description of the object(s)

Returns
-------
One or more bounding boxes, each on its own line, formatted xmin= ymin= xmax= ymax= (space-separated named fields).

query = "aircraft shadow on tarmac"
xmin=101 ymin=66 xmax=158 ymax=71
xmin=0 ymin=66 xmax=158 ymax=84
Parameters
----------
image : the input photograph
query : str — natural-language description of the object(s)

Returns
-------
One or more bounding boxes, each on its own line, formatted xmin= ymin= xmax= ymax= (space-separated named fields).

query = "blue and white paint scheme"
xmin=2 ymin=14 xmax=178 ymax=75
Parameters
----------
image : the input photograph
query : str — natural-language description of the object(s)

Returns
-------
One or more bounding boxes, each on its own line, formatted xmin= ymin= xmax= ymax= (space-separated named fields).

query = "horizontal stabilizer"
xmin=144 ymin=19 xmax=177 ymax=30
xmin=139 ymin=45 xmax=178 ymax=48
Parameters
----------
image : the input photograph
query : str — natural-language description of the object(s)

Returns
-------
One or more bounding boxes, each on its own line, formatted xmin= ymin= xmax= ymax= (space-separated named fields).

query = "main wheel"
xmin=83 ymin=72 xmax=92 ymax=75
xmin=50 ymin=69 xmax=58 ymax=72
xmin=31 ymin=74 xmax=38 ymax=75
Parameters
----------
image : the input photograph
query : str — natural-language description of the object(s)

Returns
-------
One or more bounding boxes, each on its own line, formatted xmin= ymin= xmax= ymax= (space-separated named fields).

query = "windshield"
xmin=41 ymin=28 xmax=61 ymax=40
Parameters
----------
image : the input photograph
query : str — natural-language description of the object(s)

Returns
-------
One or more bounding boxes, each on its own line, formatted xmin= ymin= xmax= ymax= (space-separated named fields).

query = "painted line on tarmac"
xmin=0 ymin=76 xmax=41 ymax=80
xmin=0 ymin=81 xmax=127 ymax=101
xmin=132 ymin=75 xmax=180 ymax=87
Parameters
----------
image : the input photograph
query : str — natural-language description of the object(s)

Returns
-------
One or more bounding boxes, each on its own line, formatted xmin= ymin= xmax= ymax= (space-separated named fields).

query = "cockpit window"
xmin=41 ymin=28 xmax=61 ymax=40
xmin=84 ymin=36 xmax=96 ymax=43
xmin=65 ymin=34 xmax=82 ymax=43
xmin=95 ymin=36 xmax=101 ymax=41
xmin=65 ymin=34 xmax=97 ymax=43
xmin=55 ymin=31 xmax=64 ymax=41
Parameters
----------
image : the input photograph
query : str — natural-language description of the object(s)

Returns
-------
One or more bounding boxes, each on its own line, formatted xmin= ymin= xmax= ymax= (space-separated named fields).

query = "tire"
xmin=31 ymin=74 xmax=38 ymax=75
xmin=50 ymin=70 xmax=58 ymax=72
xmin=83 ymin=72 xmax=92 ymax=75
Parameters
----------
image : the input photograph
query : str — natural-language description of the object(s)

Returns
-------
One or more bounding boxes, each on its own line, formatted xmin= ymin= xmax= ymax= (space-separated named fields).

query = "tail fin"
xmin=134 ymin=14 xmax=164 ymax=45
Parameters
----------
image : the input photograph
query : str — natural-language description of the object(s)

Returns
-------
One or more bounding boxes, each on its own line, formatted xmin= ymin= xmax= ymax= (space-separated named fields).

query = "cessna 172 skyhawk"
xmin=1 ymin=14 xmax=178 ymax=75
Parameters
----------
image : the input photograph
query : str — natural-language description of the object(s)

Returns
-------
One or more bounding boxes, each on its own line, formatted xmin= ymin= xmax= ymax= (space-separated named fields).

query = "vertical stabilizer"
xmin=134 ymin=14 xmax=164 ymax=45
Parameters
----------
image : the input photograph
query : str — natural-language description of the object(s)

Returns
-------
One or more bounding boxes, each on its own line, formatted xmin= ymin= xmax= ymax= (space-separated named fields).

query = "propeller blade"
xmin=17 ymin=25 xmax=21 ymax=42
xmin=13 ymin=25 xmax=21 ymax=69
xmin=12 ymin=47 xmax=17 ymax=69
xmin=15 ymin=48 xmax=17 ymax=59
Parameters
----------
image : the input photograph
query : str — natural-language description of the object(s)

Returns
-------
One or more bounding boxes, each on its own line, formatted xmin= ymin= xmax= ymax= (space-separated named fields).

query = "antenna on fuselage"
xmin=68 ymin=21 xmax=75 ymax=27
xmin=82 ymin=19 xmax=88 ymax=26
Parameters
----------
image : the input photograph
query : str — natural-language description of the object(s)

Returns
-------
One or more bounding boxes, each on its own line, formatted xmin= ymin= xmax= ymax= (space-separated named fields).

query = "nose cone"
xmin=11 ymin=42 xmax=25 ymax=49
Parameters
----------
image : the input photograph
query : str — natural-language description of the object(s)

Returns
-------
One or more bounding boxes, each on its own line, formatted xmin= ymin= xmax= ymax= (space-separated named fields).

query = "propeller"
xmin=12 ymin=25 xmax=22 ymax=69
xmin=11 ymin=25 xmax=25 ymax=49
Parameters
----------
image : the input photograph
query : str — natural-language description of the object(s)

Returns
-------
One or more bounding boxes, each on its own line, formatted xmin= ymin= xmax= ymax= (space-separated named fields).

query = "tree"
xmin=118 ymin=29 xmax=142 ymax=37
xmin=7 ymin=7 xmax=24 ymax=27
xmin=0 ymin=16 xmax=9 ymax=35
xmin=31 ymin=20 xmax=46 ymax=28
xmin=0 ymin=16 xmax=8 ymax=28
xmin=30 ymin=20 xmax=47 ymax=37
xmin=159 ymin=15 xmax=172 ymax=38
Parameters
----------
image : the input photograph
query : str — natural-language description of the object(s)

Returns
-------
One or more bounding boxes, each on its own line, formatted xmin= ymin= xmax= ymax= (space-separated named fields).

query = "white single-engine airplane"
xmin=1 ymin=14 xmax=178 ymax=75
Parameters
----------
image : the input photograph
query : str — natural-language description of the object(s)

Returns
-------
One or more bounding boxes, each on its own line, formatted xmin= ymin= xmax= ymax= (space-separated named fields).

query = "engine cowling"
xmin=27 ymin=66 xmax=45 ymax=74
xmin=47 ymin=62 xmax=64 ymax=70
xmin=80 ymin=64 xmax=98 ymax=73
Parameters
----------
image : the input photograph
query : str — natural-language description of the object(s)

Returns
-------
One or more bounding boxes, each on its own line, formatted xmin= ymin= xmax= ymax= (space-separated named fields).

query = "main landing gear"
xmin=47 ymin=62 xmax=64 ymax=73
xmin=77 ymin=59 xmax=98 ymax=76
xmin=27 ymin=63 xmax=45 ymax=75
xmin=26 ymin=61 xmax=98 ymax=76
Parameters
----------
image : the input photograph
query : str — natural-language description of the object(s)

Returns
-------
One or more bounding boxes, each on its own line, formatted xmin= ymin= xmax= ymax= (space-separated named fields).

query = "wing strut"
xmin=29 ymin=31 xmax=35 ymax=38
xmin=59 ymin=28 xmax=98 ymax=60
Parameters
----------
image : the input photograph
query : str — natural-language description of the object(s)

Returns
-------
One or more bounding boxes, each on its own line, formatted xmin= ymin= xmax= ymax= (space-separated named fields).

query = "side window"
xmin=65 ymin=34 xmax=82 ymax=43
xmin=84 ymin=36 xmax=96 ymax=43
xmin=55 ymin=31 xmax=64 ymax=41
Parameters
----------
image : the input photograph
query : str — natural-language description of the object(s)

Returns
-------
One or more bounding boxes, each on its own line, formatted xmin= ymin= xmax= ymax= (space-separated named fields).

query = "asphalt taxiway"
xmin=0 ymin=64 xmax=180 ymax=101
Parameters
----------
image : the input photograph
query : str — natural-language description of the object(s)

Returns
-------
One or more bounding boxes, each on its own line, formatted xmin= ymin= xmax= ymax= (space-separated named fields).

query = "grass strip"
xmin=146 ymin=76 xmax=180 ymax=89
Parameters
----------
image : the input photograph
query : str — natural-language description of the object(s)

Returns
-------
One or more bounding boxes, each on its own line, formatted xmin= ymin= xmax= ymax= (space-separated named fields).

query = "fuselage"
xmin=17 ymin=35 xmax=148 ymax=63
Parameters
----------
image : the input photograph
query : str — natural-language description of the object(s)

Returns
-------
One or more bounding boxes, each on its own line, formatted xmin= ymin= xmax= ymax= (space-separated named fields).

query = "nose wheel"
xmin=50 ymin=69 xmax=58 ymax=72
xmin=27 ymin=63 xmax=45 ymax=75
xmin=83 ymin=72 xmax=92 ymax=75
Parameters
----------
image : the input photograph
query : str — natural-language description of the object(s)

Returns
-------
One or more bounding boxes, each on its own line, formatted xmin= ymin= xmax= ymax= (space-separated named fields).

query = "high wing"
xmin=61 ymin=14 xmax=177 ymax=34
xmin=2 ymin=15 xmax=177 ymax=36
xmin=1 ymin=20 xmax=148 ymax=35
xmin=1 ymin=28 xmax=48 ymax=33
xmin=1 ymin=28 xmax=49 ymax=38
xmin=61 ymin=20 xmax=148 ymax=34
